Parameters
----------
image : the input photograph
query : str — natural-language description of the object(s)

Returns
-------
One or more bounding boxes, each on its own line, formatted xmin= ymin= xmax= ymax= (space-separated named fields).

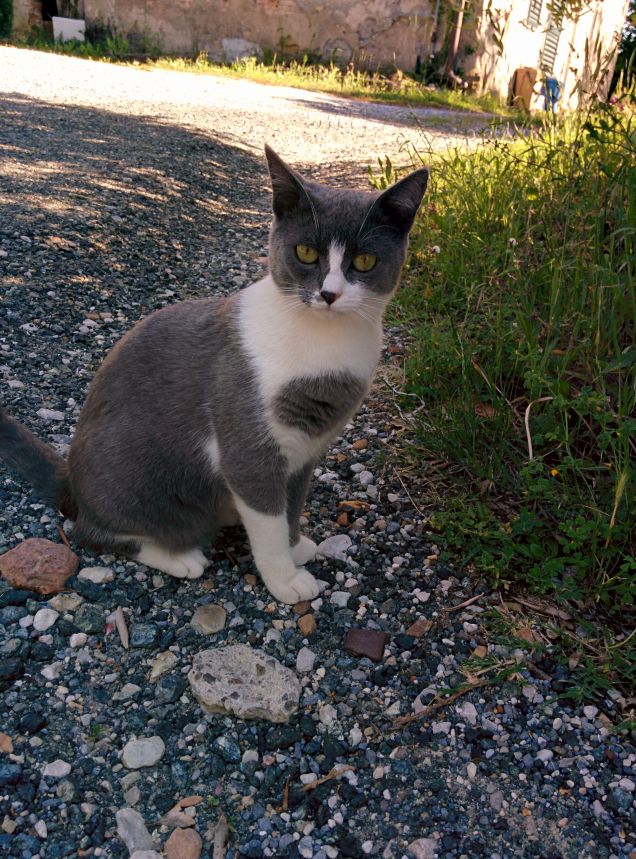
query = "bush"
xmin=380 ymin=100 xmax=636 ymax=617
xmin=0 ymin=0 xmax=12 ymax=40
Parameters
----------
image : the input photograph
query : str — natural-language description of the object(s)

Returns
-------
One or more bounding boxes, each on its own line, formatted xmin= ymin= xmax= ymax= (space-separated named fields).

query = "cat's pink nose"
xmin=320 ymin=290 xmax=338 ymax=305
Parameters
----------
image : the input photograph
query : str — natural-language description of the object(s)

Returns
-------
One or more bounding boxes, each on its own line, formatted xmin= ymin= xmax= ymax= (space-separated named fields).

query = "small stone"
xmin=34 ymin=820 xmax=47 ymax=838
xmin=352 ymin=439 xmax=368 ymax=450
xmin=116 ymin=808 xmax=154 ymax=853
xmin=165 ymin=828 xmax=202 ymax=859
xmin=149 ymin=651 xmax=178 ymax=681
xmin=36 ymin=408 xmax=64 ymax=421
xmin=130 ymin=853 xmax=163 ymax=859
xmin=319 ymin=704 xmax=337 ymax=725
xmin=408 ymin=838 xmax=438 ymax=859
xmin=190 ymin=604 xmax=226 ymax=635
xmin=405 ymin=618 xmax=433 ymax=638
xmin=298 ymin=614 xmax=316 ymax=637
xmin=122 ymin=736 xmax=165 ymax=769
xmin=212 ymin=735 xmax=241 ymax=763
xmin=33 ymin=608 xmax=59 ymax=632
xmin=317 ymin=535 xmax=352 ymax=561
xmin=0 ymin=763 xmax=21 ymax=785
xmin=473 ymin=645 xmax=488 ymax=657
xmin=74 ymin=603 xmax=105 ymax=634
xmin=344 ymin=628 xmax=389 ymax=662
xmin=536 ymin=749 xmax=553 ymax=763
xmin=78 ymin=566 xmax=114 ymax=584
xmin=522 ymin=685 xmax=538 ymax=702
xmin=188 ymin=645 xmax=300 ymax=723
xmin=583 ymin=705 xmax=598 ymax=720
xmin=457 ymin=701 xmax=478 ymax=726
xmin=0 ymin=657 xmax=23 ymax=681
xmin=293 ymin=600 xmax=312 ymax=615
xmin=48 ymin=592 xmax=84 ymax=612
xmin=0 ymin=733 xmax=13 ymax=753
xmin=296 ymin=647 xmax=316 ymax=673
xmin=130 ymin=623 xmax=159 ymax=648
xmin=467 ymin=762 xmax=477 ymax=779
xmin=19 ymin=711 xmax=46 ymax=734
xmin=298 ymin=836 xmax=314 ymax=858
xmin=330 ymin=590 xmax=350 ymax=608
xmin=41 ymin=661 xmax=63 ymax=680
xmin=42 ymin=759 xmax=71 ymax=779
xmin=432 ymin=721 xmax=451 ymax=735
xmin=0 ymin=538 xmax=79 ymax=594
xmin=619 ymin=777 xmax=635 ymax=792
xmin=70 ymin=632 xmax=88 ymax=648
xmin=357 ymin=470 xmax=374 ymax=487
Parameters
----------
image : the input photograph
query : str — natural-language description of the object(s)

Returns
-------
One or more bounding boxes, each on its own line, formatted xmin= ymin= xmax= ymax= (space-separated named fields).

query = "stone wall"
xmin=82 ymin=0 xmax=436 ymax=71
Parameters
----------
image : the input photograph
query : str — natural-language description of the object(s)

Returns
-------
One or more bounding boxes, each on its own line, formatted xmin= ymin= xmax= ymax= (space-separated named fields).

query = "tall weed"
xmin=382 ymin=104 xmax=635 ymax=616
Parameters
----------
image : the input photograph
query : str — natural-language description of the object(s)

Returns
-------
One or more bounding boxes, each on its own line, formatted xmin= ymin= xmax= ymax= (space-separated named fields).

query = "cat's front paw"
xmin=290 ymin=535 xmax=318 ymax=566
xmin=267 ymin=568 xmax=321 ymax=604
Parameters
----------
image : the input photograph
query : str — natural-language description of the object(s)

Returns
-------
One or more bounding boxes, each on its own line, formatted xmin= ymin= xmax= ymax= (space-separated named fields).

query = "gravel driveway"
xmin=0 ymin=46 xmax=634 ymax=859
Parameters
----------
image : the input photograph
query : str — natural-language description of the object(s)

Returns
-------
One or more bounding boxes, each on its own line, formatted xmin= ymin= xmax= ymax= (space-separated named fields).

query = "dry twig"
xmin=442 ymin=594 xmax=485 ymax=613
xmin=301 ymin=765 xmax=355 ymax=792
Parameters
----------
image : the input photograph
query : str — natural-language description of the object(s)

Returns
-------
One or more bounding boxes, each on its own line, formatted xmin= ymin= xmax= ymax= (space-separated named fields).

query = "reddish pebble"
xmin=164 ymin=827 xmax=202 ymax=859
xmin=352 ymin=439 xmax=368 ymax=450
xmin=406 ymin=618 xmax=433 ymax=638
xmin=344 ymin=628 xmax=389 ymax=662
xmin=293 ymin=600 xmax=312 ymax=615
xmin=298 ymin=614 xmax=317 ymax=637
xmin=0 ymin=538 xmax=78 ymax=594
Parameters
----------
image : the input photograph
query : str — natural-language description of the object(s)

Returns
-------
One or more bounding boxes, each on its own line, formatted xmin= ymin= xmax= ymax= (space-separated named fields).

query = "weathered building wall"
xmin=12 ymin=0 xmax=42 ymax=34
xmin=462 ymin=0 xmax=628 ymax=110
xmin=82 ymin=0 xmax=435 ymax=70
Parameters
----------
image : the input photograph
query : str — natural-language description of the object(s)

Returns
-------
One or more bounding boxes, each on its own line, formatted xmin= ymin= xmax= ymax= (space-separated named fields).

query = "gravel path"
xmin=0 ymin=46 xmax=634 ymax=859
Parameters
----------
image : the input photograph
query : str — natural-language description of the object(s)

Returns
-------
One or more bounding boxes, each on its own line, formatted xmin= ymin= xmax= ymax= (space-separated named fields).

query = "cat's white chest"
xmin=238 ymin=276 xmax=382 ymax=470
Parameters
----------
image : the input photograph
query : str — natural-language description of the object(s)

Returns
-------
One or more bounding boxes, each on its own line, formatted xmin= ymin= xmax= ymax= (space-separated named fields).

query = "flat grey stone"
xmin=121 ymin=736 xmax=165 ymax=769
xmin=317 ymin=535 xmax=352 ymax=561
xmin=188 ymin=644 xmax=300 ymax=723
xmin=116 ymin=808 xmax=154 ymax=853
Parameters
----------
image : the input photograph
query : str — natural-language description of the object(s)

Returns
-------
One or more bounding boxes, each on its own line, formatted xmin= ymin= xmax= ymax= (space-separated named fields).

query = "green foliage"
xmin=381 ymin=102 xmax=636 ymax=618
xmin=0 ymin=0 xmax=12 ymax=40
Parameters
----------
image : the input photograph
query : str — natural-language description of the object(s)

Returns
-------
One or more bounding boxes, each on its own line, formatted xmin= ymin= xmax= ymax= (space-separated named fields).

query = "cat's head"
xmin=265 ymin=146 xmax=428 ymax=317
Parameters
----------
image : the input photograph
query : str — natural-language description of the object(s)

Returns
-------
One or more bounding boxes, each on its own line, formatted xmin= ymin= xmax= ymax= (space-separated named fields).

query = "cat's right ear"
xmin=265 ymin=145 xmax=309 ymax=217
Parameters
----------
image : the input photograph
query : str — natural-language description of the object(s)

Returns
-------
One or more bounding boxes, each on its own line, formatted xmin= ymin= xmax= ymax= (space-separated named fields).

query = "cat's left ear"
xmin=376 ymin=168 xmax=429 ymax=233
xmin=264 ymin=145 xmax=311 ymax=218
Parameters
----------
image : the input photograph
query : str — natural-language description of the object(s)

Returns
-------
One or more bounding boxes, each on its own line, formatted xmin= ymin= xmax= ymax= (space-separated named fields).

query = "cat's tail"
xmin=0 ymin=406 xmax=77 ymax=518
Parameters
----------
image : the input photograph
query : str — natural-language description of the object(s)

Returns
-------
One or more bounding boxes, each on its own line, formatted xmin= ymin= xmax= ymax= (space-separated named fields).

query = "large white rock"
xmin=188 ymin=645 xmax=300 ymax=723
xmin=121 ymin=736 xmax=165 ymax=769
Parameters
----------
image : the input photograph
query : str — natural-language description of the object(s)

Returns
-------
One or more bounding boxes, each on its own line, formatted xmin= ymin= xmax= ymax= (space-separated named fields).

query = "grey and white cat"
xmin=0 ymin=147 xmax=428 ymax=604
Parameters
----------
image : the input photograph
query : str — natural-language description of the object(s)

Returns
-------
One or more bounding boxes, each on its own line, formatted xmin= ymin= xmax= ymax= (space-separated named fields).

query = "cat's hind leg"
xmin=135 ymin=541 xmax=209 ymax=580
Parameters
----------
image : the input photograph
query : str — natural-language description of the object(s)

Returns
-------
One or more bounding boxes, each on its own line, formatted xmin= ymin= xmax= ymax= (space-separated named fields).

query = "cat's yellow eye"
xmin=295 ymin=244 xmax=319 ymax=264
xmin=352 ymin=253 xmax=377 ymax=272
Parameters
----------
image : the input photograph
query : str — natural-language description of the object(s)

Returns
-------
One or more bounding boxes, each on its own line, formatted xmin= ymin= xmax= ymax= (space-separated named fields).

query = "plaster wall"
xmin=464 ymin=0 xmax=628 ymax=109
xmin=83 ymin=0 xmax=436 ymax=70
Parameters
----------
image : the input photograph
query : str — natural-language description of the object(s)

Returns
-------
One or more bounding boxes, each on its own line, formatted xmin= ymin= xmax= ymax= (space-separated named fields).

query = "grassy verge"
xmin=380 ymin=101 xmax=635 ymax=695
xmin=10 ymin=30 xmax=512 ymax=117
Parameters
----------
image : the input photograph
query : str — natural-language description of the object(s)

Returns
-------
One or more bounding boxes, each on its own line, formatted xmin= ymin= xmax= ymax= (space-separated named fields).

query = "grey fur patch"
xmin=69 ymin=295 xmax=287 ymax=553
xmin=274 ymin=374 xmax=366 ymax=437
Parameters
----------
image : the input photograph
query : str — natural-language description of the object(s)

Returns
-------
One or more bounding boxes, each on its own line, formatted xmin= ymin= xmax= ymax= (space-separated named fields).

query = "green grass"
xmin=11 ymin=29 xmax=513 ymax=117
xmin=378 ymin=100 xmax=635 ymax=675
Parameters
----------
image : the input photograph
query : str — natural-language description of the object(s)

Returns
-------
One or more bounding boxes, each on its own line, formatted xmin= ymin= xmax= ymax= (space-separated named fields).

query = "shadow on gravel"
xmin=285 ymin=94 xmax=494 ymax=135
xmin=0 ymin=93 xmax=270 ymax=419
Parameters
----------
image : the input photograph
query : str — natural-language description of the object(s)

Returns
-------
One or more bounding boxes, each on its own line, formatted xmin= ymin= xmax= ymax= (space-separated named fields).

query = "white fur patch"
xmin=238 ymin=274 xmax=383 ymax=471
xmin=312 ymin=241 xmax=368 ymax=314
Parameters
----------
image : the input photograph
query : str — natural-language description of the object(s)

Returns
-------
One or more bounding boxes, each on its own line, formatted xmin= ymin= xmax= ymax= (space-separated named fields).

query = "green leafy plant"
xmin=383 ymin=99 xmax=635 ymax=621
